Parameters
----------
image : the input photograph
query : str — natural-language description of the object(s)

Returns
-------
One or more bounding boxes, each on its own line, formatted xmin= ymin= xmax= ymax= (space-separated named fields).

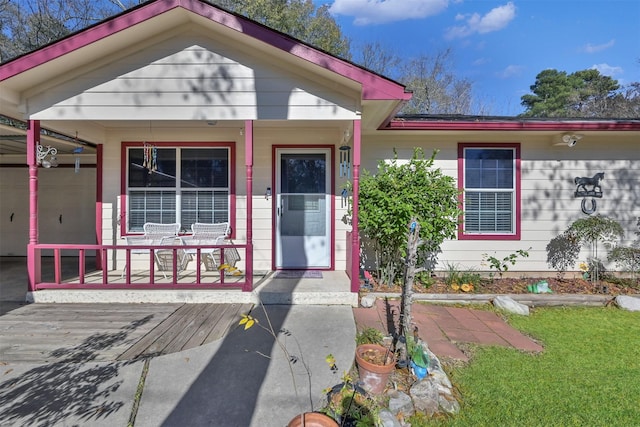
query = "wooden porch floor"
xmin=0 ymin=302 xmax=251 ymax=364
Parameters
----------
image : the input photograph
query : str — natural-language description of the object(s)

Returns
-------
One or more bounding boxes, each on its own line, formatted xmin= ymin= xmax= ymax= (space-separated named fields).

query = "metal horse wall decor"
xmin=574 ymin=172 xmax=604 ymax=214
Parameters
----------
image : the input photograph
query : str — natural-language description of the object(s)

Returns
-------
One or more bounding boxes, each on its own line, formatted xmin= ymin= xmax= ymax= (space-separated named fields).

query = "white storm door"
xmin=275 ymin=149 xmax=331 ymax=268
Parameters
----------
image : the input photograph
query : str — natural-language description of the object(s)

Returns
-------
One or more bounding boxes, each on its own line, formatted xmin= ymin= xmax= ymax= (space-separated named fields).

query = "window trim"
xmin=457 ymin=142 xmax=521 ymax=241
xmin=120 ymin=141 xmax=236 ymax=238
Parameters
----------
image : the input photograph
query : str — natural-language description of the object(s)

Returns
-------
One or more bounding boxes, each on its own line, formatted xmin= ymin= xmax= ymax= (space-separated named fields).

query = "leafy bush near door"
xmin=345 ymin=148 xmax=461 ymax=287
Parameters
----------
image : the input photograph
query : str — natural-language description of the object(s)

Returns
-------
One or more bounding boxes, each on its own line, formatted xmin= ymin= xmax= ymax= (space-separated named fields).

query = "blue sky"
xmin=318 ymin=0 xmax=640 ymax=116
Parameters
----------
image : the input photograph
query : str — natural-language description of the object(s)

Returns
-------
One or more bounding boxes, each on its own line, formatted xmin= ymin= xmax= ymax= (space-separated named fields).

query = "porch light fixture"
xmin=36 ymin=144 xmax=58 ymax=168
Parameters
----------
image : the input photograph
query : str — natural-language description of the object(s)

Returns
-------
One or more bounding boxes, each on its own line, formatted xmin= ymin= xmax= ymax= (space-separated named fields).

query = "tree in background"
xmin=0 ymin=0 xmax=143 ymax=61
xmin=354 ymin=44 xmax=488 ymax=115
xmin=354 ymin=40 xmax=401 ymax=78
xmin=520 ymin=68 xmax=638 ymax=118
xmin=202 ymin=0 xmax=351 ymax=58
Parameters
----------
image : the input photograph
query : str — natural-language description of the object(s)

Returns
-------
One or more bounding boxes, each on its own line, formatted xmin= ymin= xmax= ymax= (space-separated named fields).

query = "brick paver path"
xmin=353 ymin=298 xmax=543 ymax=362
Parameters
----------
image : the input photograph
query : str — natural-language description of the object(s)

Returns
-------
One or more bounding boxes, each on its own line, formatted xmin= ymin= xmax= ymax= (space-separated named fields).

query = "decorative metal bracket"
xmin=36 ymin=144 xmax=58 ymax=168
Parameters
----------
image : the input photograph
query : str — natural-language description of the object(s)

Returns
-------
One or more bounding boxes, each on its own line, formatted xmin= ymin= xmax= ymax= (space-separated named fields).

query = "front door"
xmin=275 ymin=148 xmax=332 ymax=269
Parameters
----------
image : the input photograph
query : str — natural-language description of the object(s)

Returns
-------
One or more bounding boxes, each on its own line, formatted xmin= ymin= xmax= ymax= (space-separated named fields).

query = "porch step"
xmin=26 ymin=271 xmax=358 ymax=306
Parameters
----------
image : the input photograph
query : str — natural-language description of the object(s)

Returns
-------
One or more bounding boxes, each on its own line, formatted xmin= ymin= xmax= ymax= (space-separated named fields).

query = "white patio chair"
xmin=154 ymin=235 xmax=191 ymax=277
xmin=122 ymin=222 xmax=183 ymax=279
xmin=181 ymin=222 xmax=241 ymax=272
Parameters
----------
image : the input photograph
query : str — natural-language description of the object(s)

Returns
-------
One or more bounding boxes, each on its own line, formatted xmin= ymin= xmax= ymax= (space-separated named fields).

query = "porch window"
xmin=126 ymin=146 xmax=230 ymax=233
xmin=458 ymin=143 xmax=520 ymax=240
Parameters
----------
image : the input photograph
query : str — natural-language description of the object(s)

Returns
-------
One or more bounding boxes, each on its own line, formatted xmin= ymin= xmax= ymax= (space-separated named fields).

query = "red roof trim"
xmin=1 ymin=0 xmax=408 ymax=101
xmin=388 ymin=119 xmax=640 ymax=131
xmin=0 ymin=0 xmax=180 ymax=81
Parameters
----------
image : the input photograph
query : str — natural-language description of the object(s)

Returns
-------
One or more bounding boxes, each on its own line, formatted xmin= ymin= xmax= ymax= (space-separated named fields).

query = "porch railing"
xmin=27 ymin=242 xmax=252 ymax=292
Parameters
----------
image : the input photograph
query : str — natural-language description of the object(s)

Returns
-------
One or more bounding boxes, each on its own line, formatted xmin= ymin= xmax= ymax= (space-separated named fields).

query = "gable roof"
xmin=0 ymin=0 xmax=409 ymax=103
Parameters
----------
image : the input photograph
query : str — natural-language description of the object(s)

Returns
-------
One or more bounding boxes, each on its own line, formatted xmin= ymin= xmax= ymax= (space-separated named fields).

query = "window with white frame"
xmin=461 ymin=145 xmax=518 ymax=237
xmin=126 ymin=146 xmax=230 ymax=233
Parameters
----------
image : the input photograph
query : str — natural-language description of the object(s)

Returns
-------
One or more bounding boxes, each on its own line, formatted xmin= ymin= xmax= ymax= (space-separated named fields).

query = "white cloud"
xmin=328 ymin=0 xmax=449 ymax=25
xmin=445 ymin=2 xmax=516 ymax=39
xmin=497 ymin=64 xmax=524 ymax=79
xmin=591 ymin=63 xmax=623 ymax=77
xmin=582 ymin=39 xmax=615 ymax=53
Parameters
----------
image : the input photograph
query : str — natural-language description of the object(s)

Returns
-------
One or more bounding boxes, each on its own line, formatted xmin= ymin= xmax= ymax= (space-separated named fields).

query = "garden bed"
xmin=365 ymin=275 xmax=640 ymax=296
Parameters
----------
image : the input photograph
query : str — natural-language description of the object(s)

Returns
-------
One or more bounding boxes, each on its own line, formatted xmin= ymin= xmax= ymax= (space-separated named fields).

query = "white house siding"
xmin=359 ymin=132 xmax=639 ymax=275
xmin=0 ymin=167 xmax=96 ymax=256
xmin=25 ymin=30 xmax=360 ymax=122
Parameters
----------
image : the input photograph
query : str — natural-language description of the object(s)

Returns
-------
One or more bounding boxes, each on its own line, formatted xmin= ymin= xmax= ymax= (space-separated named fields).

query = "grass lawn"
xmin=415 ymin=306 xmax=640 ymax=427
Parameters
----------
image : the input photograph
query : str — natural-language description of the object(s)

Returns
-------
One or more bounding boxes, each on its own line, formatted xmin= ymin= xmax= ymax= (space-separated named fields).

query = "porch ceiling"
xmin=0 ymin=121 xmax=97 ymax=159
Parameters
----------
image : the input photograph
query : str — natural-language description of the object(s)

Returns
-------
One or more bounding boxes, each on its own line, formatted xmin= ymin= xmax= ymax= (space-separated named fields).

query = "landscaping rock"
xmin=378 ymin=409 xmax=403 ymax=427
xmin=360 ymin=294 xmax=377 ymax=308
xmin=429 ymin=369 xmax=452 ymax=390
xmin=493 ymin=295 xmax=530 ymax=315
xmin=387 ymin=390 xmax=414 ymax=418
xmin=615 ymin=295 xmax=640 ymax=312
xmin=405 ymin=339 xmax=460 ymax=418
xmin=438 ymin=393 xmax=460 ymax=415
xmin=410 ymin=378 xmax=440 ymax=416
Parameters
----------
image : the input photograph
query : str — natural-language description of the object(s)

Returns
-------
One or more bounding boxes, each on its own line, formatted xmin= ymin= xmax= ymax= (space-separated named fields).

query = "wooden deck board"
xmin=161 ymin=304 xmax=214 ymax=354
xmin=182 ymin=304 xmax=235 ymax=349
xmin=0 ymin=303 xmax=253 ymax=364
xmin=204 ymin=303 xmax=248 ymax=344
xmin=140 ymin=304 xmax=203 ymax=357
xmin=116 ymin=304 xmax=196 ymax=360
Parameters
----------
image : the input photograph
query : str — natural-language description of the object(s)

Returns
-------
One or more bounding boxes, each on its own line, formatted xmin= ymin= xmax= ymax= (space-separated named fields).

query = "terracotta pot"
xmin=286 ymin=412 xmax=338 ymax=427
xmin=355 ymin=344 xmax=396 ymax=394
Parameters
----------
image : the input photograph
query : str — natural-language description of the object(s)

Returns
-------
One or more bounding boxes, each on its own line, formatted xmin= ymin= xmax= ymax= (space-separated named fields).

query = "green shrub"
xmin=347 ymin=148 xmax=461 ymax=286
xmin=355 ymin=327 xmax=384 ymax=346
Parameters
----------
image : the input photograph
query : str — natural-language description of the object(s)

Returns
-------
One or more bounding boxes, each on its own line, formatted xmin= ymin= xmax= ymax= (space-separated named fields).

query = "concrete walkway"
xmin=353 ymin=298 xmax=544 ymax=363
xmin=0 ymin=304 xmax=356 ymax=427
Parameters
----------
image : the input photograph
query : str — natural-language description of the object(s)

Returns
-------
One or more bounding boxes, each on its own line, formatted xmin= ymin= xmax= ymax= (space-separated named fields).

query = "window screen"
xmin=127 ymin=147 xmax=230 ymax=232
xmin=463 ymin=148 xmax=515 ymax=235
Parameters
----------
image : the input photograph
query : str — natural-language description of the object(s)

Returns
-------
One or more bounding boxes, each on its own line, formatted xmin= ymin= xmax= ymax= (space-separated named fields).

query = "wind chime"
xmin=73 ymin=132 xmax=83 ymax=173
xmin=142 ymin=142 xmax=158 ymax=174
xmin=73 ymin=147 xmax=83 ymax=173
xmin=339 ymin=129 xmax=351 ymax=178
xmin=340 ymin=129 xmax=352 ymax=208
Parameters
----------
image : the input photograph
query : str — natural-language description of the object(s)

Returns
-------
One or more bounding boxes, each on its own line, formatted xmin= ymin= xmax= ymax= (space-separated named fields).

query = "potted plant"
xmin=286 ymin=412 xmax=338 ymax=427
xmin=322 ymin=372 xmax=379 ymax=427
xmin=354 ymin=343 xmax=396 ymax=395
